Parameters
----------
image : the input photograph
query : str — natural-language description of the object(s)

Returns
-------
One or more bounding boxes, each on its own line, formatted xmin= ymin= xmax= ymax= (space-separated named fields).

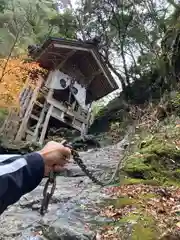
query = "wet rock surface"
xmin=0 ymin=139 xmax=127 ymax=240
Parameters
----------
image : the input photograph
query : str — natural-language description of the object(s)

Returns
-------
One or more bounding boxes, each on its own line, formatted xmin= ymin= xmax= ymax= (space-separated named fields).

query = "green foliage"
xmin=171 ymin=91 xmax=180 ymax=113
xmin=49 ymin=10 xmax=77 ymax=39
xmin=91 ymin=100 xmax=106 ymax=118
xmin=0 ymin=0 xmax=77 ymax=57
xmin=0 ymin=0 xmax=6 ymax=12
xmin=76 ymin=0 xmax=172 ymax=91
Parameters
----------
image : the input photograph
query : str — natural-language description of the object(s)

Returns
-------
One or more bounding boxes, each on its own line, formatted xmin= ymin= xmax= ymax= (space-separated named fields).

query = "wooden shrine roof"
xmin=30 ymin=37 xmax=119 ymax=103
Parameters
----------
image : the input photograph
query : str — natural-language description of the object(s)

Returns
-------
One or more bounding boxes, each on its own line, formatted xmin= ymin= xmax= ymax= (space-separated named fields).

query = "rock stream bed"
xmin=0 ymin=139 xmax=128 ymax=240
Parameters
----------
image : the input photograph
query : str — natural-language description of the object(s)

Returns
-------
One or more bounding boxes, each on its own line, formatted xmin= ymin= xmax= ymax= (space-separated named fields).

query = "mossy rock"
xmin=122 ymin=134 xmax=180 ymax=184
xmin=140 ymin=141 xmax=180 ymax=160
xmin=123 ymin=154 xmax=154 ymax=179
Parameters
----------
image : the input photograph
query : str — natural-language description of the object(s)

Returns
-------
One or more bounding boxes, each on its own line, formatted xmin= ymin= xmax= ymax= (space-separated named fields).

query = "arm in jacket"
xmin=0 ymin=141 xmax=71 ymax=215
xmin=0 ymin=153 xmax=44 ymax=214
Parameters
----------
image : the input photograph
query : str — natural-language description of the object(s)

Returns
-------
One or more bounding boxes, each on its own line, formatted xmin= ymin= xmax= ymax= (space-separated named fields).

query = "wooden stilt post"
xmin=39 ymin=104 xmax=53 ymax=145
xmin=15 ymin=76 xmax=43 ymax=141
xmin=20 ymin=88 xmax=33 ymax=119
xmin=32 ymin=102 xmax=47 ymax=142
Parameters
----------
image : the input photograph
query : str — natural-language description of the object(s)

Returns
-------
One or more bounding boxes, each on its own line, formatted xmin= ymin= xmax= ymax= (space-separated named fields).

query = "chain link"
xmin=71 ymin=149 xmax=105 ymax=186
xmin=40 ymin=129 xmax=134 ymax=216
xmin=40 ymin=171 xmax=56 ymax=216
xmin=40 ymin=142 xmax=104 ymax=216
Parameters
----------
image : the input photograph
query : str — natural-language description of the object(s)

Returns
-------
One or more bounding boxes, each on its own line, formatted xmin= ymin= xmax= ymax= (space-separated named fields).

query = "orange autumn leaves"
xmin=0 ymin=58 xmax=45 ymax=108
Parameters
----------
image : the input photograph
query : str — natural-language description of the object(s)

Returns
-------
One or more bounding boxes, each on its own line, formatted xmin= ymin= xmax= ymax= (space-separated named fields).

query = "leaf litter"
xmin=98 ymin=184 xmax=180 ymax=239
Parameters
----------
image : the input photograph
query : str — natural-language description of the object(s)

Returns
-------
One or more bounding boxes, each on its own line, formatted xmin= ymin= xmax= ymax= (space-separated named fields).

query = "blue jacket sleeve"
xmin=0 ymin=152 xmax=44 ymax=214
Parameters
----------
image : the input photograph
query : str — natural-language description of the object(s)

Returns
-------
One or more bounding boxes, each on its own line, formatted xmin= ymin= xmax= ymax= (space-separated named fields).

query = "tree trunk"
xmin=121 ymin=39 xmax=130 ymax=87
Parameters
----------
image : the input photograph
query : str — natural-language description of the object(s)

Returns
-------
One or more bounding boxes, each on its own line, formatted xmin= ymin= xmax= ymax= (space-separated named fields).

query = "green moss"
xmin=162 ymin=179 xmax=180 ymax=187
xmin=171 ymin=92 xmax=180 ymax=114
xmin=122 ymin=178 xmax=160 ymax=186
xmin=122 ymin=131 xmax=180 ymax=185
xmin=119 ymin=212 xmax=140 ymax=224
xmin=122 ymin=178 xmax=144 ymax=185
xmin=139 ymin=136 xmax=155 ymax=149
xmin=101 ymin=196 xmax=137 ymax=210
xmin=139 ymin=193 xmax=157 ymax=200
xmin=132 ymin=222 xmax=157 ymax=240
xmin=113 ymin=197 xmax=137 ymax=208
xmin=120 ymin=211 xmax=158 ymax=240
xmin=131 ymin=214 xmax=157 ymax=240
xmin=140 ymin=141 xmax=180 ymax=160
xmin=171 ymin=169 xmax=180 ymax=178
xmin=124 ymin=155 xmax=153 ymax=179
xmin=105 ymin=196 xmax=158 ymax=238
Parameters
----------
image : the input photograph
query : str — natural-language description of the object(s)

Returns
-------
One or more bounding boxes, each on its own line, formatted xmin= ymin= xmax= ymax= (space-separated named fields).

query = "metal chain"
xmin=40 ymin=171 xmax=56 ymax=215
xmin=71 ymin=148 xmax=105 ymax=186
xmin=70 ymin=140 xmax=132 ymax=187
xmin=68 ymin=126 xmax=135 ymax=187
xmin=40 ymin=146 xmax=104 ymax=216
xmin=40 ymin=128 xmax=134 ymax=215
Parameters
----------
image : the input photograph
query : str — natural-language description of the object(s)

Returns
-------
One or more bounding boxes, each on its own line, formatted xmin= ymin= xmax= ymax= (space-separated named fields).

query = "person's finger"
xmin=53 ymin=155 xmax=70 ymax=167
xmin=59 ymin=158 xmax=70 ymax=166
xmin=53 ymin=165 xmax=65 ymax=172
xmin=60 ymin=146 xmax=71 ymax=158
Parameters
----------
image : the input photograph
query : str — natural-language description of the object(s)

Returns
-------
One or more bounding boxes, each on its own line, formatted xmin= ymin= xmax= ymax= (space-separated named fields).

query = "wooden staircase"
xmin=24 ymin=87 xmax=48 ymax=142
xmin=15 ymin=77 xmax=49 ymax=143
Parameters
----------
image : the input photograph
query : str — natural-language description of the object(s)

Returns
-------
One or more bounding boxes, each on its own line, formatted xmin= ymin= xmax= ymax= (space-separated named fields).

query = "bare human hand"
xmin=38 ymin=141 xmax=71 ymax=176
